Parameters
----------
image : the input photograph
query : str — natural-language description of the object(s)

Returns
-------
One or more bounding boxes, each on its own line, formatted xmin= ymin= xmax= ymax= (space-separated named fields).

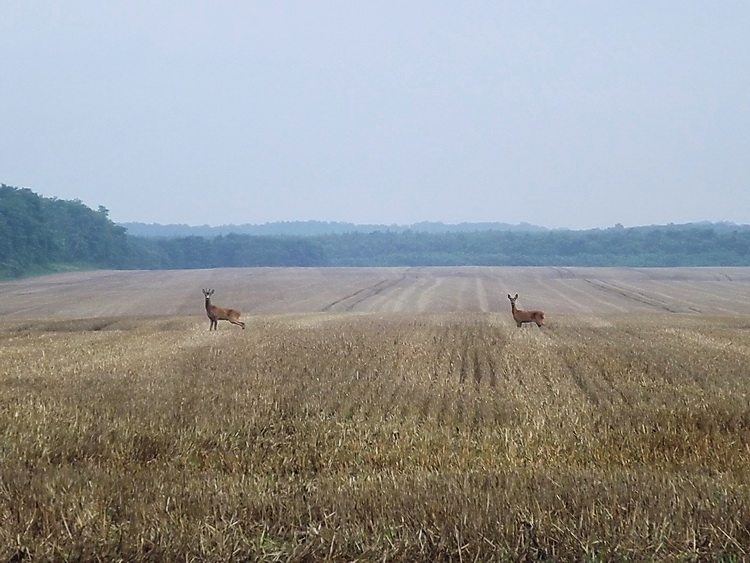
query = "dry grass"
xmin=1 ymin=311 xmax=750 ymax=560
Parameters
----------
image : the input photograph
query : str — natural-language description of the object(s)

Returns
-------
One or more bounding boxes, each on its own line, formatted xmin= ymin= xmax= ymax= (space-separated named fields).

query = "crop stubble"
xmin=1 ymin=267 xmax=750 ymax=559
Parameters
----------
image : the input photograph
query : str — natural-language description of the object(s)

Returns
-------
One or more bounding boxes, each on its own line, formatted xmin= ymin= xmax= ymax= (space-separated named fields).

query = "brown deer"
xmin=202 ymin=288 xmax=245 ymax=330
xmin=507 ymin=293 xmax=545 ymax=328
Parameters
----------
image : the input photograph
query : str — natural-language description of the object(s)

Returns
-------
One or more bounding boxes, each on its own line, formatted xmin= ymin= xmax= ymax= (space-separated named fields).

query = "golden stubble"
xmin=1 ymin=312 xmax=749 ymax=560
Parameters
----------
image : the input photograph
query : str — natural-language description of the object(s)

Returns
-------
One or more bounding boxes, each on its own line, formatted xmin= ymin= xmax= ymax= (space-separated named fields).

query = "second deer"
xmin=507 ymin=293 xmax=545 ymax=328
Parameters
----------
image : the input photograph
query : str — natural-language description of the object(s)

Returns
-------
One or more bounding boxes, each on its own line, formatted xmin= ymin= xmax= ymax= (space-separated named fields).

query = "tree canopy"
xmin=1 ymin=185 xmax=128 ymax=277
xmin=2 ymin=184 xmax=750 ymax=279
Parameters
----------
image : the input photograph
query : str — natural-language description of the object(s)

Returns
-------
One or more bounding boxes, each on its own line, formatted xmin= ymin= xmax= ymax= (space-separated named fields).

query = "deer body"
xmin=203 ymin=289 xmax=245 ymax=330
xmin=508 ymin=293 xmax=545 ymax=328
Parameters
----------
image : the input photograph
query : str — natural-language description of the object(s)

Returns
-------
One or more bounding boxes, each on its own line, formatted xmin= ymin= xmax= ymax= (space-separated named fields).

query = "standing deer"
xmin=202 ymin=288 xmax=245 ymax=330
xmin=507 ymin=293 xmax=545 ymax=328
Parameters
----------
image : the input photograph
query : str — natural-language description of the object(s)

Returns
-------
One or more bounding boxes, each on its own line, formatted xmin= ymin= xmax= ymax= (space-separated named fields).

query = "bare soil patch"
xmin=2 ymin=266 xmax=750 ymax=320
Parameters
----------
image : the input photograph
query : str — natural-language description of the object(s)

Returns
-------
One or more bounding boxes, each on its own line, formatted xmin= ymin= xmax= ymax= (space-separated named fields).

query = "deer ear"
xmin=514 ymin=294 xmax=519 ymax=299
xmin=507 ymin=294 xmax=512 ymax=299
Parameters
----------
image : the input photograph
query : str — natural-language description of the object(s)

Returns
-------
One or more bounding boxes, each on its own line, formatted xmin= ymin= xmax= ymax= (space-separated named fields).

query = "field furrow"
xmin=4 ymin=266 xmax=750 ymax=317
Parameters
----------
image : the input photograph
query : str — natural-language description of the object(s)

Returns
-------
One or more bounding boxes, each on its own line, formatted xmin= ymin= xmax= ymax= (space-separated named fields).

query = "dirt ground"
xmin=1 ymin=266 xmax=750 ymax=319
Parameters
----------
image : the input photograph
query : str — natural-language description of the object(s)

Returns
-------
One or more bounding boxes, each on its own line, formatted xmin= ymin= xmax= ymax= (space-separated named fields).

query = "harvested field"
xmin=1 ymin=267 xmax=749 ymax=560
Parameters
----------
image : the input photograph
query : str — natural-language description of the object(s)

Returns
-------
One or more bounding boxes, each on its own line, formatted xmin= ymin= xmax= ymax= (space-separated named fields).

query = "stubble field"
xmin=1 ymin=267 xmax=750 ymax=560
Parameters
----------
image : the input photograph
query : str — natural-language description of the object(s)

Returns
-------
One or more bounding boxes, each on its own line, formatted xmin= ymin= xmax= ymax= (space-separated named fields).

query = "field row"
xmin=1 ymin=311 xmax=749 ymax=558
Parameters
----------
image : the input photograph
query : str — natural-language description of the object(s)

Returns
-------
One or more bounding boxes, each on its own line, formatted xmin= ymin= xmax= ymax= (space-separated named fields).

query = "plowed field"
xmin=2 ymin=266 xmax=750 ymax=319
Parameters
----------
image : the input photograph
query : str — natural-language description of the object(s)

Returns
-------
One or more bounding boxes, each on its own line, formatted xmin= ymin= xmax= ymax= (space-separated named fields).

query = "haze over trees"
xmin=2 ymin=184 xmax=750 ymax=279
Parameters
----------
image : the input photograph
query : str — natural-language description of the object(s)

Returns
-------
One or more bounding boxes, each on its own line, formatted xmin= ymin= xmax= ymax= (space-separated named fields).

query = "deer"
xmin=202 ymin=288 xmax=245 ymax=330
xmin=507 ymin=293 xmax=545 ymax=328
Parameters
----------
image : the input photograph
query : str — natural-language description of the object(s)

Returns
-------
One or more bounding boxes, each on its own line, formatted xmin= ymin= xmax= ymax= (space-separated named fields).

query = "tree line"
xmin=0 ymin=185 xmax=130 ymax=278
xmin=2 ymin=184 xmax=750 ymax=279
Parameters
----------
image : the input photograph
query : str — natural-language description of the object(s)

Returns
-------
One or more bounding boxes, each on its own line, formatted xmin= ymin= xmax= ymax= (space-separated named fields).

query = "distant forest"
xmin=121 ymin=220 xmax=549 ymax=237
xmin=2 ymin=184 xmax=750 ymax=279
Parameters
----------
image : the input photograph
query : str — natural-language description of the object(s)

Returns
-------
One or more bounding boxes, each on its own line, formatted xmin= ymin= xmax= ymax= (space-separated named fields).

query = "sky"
xmin=2 ymin=2 xmax=749 ymax=230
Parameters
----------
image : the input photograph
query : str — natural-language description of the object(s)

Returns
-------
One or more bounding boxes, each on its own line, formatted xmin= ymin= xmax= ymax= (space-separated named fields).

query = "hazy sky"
xmin=2 ymin=2 xmax=749 ymax=229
